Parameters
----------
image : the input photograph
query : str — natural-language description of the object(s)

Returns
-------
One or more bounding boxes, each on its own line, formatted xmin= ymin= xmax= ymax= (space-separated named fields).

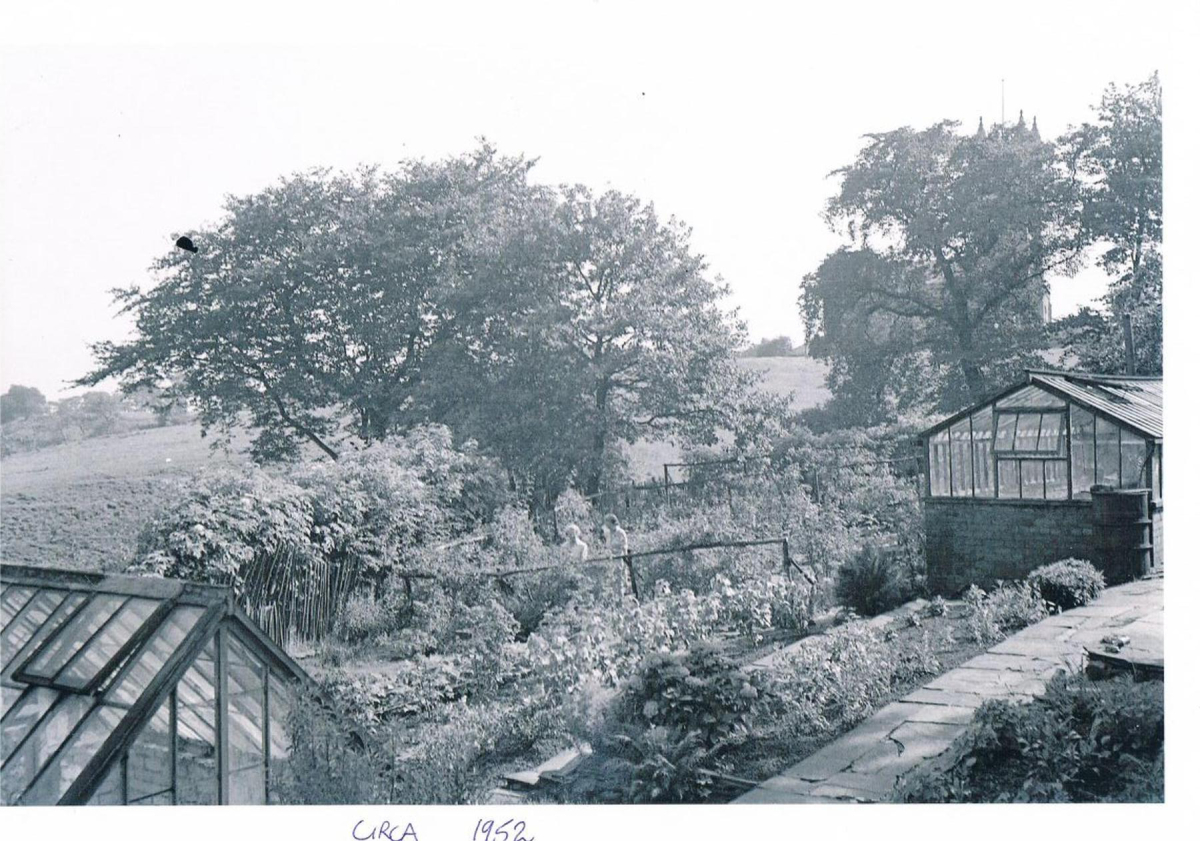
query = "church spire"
xmin=975 ymin=116 xmax=986 ymax=139
xmin=1016 ymin=109 xmax=1027 ymax=133
xmin=1030 ymin=115 xmax=1040 ymax=141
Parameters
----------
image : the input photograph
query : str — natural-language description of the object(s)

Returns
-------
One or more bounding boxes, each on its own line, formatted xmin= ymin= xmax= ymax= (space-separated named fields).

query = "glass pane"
xmin=1120 ymin=430 xmax=1147 ymax=489
xmin=2 ymin=590 xmax=66 ymax=671
xmin=2 ymin=685 xmax=26 ymax=718
xmin=1070 ymin=407 xmax=1096 ymax=499
xmin=950 ymin=419 xmax=971 ymax=497
xmin=86 ymin=759 xmax=124 ymax=805
xmin=1038 ymin=414 xmax=1064 ymax=455
xmin=1 ymin=587 xmax=36 ymax=628
xmin=126 ymin=697 xmax=172 ymax=803
xmin=128 ymin=790 xmax=173 ymax=805
xmin=107 ymin=606 xmax=206 ymax=706
xmin=1045 ymin=460 xmax=1069 ymax=500
xmin=928 ymin=429 xmax=950 ymax=496
xmin=267 ymin=672 xmax=292 ymax=804
xmin=1096 ymin=417 xmax=1120 ymax=486
xmin=226 ymin=636 xmax=265 ymax=772
xmin=995 ymin=413 xmax=1017 ymax=452
xmin=2 ymin=686 xmax=58 ymax=763
xmin=175 ymin=641 xmax=218 ymax=805
xmin=57 ymin=598 xmax=160 ymax=690
xmin=22 ymin=594 xmax=126 ymax=680
xmin=995 ymin=384 xmax=1066 ymax=408
xmin=2 ymin=592 xmax=88 ymax=679
xmin=229 ymin=764 xmax=266 ymax=805
xmin=1021 ymin=461 xmax=1045 ymax=500
xmin=1014 ymin=413 xmax=1042 ymax=452
xmin=19 ymin=704 xmax=123 ymax=805
xmin=2 ymin=694 xmax=93 ymax=804
xmin=970 ymin=407 xmax=994 ymax=497
xmin=998 ymin=459 xmax=1020 ymax=498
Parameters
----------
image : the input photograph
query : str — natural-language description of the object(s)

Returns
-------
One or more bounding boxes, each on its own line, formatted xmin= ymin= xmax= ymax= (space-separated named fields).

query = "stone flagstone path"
xmin=734 ymin=576 xmax=1163 ymax=804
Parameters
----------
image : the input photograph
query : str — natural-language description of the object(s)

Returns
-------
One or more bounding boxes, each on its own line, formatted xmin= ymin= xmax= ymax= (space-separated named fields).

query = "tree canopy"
xmin=81 ymin=144 xmax=770 ymax=500
xmin=1054 ymin=73 xmax=1161 ymax=374
xmin=0 ymin=385 xmax=48 ymax=424
xmin=801 ymin=116 xmax=1082 ymax=422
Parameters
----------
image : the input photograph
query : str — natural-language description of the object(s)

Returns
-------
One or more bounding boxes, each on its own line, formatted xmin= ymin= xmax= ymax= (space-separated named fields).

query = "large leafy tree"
xmin=1055 ymin=73 xmax=1161 ymax=373
xmin=801 ymin=117 xmax=1082 ymax=421
xmin=432 ymin=187 xmax=778 ymax=498
xmin=81 ymin=145 xmax=548 ymax=461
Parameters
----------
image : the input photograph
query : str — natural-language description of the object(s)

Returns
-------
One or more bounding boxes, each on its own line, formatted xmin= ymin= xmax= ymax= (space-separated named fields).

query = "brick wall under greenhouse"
xmin=924 ymin=499 xmax=1098 ymax=594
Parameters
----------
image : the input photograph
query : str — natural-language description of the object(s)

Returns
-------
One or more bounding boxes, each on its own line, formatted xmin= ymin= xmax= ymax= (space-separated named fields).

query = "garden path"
xmin=733 ymin=576 xmax=1164 ymax=804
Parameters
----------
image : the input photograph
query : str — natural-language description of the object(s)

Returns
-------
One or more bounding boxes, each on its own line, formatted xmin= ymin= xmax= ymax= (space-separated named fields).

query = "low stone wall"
xmin=925 ymin=498 xmax=1096 ymax=594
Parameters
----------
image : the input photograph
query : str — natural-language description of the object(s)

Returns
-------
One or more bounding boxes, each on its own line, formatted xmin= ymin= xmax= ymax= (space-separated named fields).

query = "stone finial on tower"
xmin=1016 ymin=109 xmax=1027 ymax=133
xmin=1030 ymin=115 xmax=1040 ymax=141
xmin=976 ymin=116 xmax=986 ymax=139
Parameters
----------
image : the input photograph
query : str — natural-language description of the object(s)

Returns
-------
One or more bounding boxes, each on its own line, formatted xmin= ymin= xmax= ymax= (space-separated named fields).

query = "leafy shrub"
xmin=616 ymin=644 xmax=772 ymax=749
xmin=898 ymin=672 xmax=1164 ymax=803
xmin=963 ymin=582 xmax=1048 ymax=644
xmin=1028 ymin=559 xmax=1105 ymax=611
xmin=835 ymin=543 xmax=909 ymax=616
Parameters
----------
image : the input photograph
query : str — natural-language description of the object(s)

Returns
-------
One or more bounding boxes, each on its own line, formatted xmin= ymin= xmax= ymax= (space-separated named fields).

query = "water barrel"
xmin=1090 ymin=486 xmax=1153 ymax=583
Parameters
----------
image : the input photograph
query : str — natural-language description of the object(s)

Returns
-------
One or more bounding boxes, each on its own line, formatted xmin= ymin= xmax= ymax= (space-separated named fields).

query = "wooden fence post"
xmin=624 ymin=549 xmax=640 ymax=600
xmin=781 ymin=537 xmax=791 ymax=576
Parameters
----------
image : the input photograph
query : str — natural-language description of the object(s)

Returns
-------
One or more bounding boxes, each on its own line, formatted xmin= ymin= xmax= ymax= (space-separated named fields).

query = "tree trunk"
xmin=960 ymin=357 xmax=988 ymax=404
xmin=585 ymin=380 xmax=610 ymax=498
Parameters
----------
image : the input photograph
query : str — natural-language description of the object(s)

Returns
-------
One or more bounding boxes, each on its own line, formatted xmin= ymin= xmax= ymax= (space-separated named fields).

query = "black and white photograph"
xmin=0 ymin=1 xmax=1195 ymax=834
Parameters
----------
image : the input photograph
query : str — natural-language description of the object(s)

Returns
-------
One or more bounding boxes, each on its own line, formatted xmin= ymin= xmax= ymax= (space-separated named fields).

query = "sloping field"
xmin=1 ymin=423 xmax=250 ymax=571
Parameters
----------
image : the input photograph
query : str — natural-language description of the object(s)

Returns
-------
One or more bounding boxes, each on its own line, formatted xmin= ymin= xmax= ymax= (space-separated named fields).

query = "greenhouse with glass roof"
xmin=1 ymin=563 xmax=317 ymax=806
xmin=918 ymin=370 xmax=1163 ymax=594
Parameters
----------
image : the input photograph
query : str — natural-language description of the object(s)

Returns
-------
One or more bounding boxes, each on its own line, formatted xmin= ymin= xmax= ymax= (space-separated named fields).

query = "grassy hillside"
xmin=0 ymin=357 xmax=828 ymax=571
xmin=1 ymin=424 xmax=251 ymax=571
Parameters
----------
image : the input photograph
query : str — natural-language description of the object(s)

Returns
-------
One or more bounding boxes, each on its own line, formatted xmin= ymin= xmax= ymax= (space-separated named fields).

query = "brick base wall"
xmin=925 ymin=499 xmax=1097 ymax=594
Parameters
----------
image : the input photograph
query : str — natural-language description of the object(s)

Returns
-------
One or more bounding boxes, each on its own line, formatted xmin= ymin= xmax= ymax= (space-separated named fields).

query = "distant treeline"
xmin=738 ymin=336 xmax=807 ymax=358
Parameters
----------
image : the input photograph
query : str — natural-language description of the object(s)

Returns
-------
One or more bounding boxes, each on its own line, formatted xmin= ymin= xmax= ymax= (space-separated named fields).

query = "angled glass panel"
xmin=1 ymin=694 xmax=93 ymax=804
xmin=1070 ymin=406 xmax=1096 ymax=498
xmin=106 ymin=605 xmax=206 ymax=706
xmin=1038 ymin=413 xmax=1064 ymax=454
xmin=229 ymin=764 xmax=266 ymax=804
xmin=128 ymin=790 xmax=173 ymax=805
xmin=995 ymin=384 xmax=1065 ymax=408
xmin=175 ymin=640 xmax=217 ymax=805
xmin=20 ymin=594 xmax=126 ymax=681
xmin=2 ymin=686 xmax=58 ymax=763
xmin=1 ymin=587 xmax=36 ymax=628
xmin=126 ymin=696 xmax=172 ymax=803
xmin=995 ymin=412 xmax=1017 ymax=452
xmin=2 ymin=590 xmax=67 ymax=671
xmin=1014 ymin=413 xmax=1042 ymax=452
xmin=2 ymin=684 xmax=26 ymax=718
xmin=226 ymin=635 xmax=265 ymax=773
xmin=3 ymin=592 xmax=88 ymax=679
xmin=86 ymin=758 xmax=125 ymax=805
xmin=19 ymin=704 xmax=124 ymax=805
xmin=267 ymin=672 xmax=292 ymax=804
xmin=56 ymin=597 xmax=160 ymax=690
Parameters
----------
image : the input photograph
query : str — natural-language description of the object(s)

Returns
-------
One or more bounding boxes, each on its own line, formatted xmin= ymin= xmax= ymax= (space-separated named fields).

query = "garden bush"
xmin=1028 ymin=559 xmax=1106 ymax=611
xmin=835 ymin=543 xmax=910 ymax=616
xmin=963 ymin=582 xmax=1048 ymax=644
xmin=898 ymin=672 xmax=1163 ymax=803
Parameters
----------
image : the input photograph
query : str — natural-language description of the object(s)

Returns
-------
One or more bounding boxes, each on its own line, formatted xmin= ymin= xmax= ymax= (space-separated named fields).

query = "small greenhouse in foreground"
xmin=1 ymin=563 xmax=317 ymax=806
xmin=919 ymin=370 xmax=1163 ymax=593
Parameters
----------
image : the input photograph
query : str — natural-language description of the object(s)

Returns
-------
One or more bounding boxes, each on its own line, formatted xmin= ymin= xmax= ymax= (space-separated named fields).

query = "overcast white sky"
xmin=0 ymin=1 xmax=1184 ymax=399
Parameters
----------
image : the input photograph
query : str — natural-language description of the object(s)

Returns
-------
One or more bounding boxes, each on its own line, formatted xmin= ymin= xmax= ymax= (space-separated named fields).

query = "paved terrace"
xmin=735 ymin=576 xmax=1164 ymax=804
